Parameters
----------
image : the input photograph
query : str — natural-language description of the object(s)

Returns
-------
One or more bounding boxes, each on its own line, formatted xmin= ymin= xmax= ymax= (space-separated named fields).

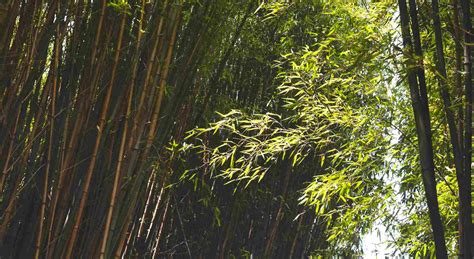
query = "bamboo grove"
xmin=0 ymin=0 xmax=472 ymax=258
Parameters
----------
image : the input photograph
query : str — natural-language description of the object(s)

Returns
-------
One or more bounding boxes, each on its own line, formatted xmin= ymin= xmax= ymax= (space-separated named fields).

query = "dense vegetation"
xmin=0 ymin=0 xmax=472 ymax=258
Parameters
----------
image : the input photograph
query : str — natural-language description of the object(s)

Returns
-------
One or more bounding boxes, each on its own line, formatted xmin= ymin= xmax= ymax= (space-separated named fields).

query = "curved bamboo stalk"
xmin=99 ymin=1 xmax=147 ymax=256
xmin=46 ymin=2 xmax=105 ymax=255
xmin=64 ymin=14 xmax=127 ymax=258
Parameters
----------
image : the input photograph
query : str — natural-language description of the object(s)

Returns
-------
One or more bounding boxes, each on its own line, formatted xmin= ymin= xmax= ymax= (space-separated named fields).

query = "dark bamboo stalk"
xmin=459 ymin=0 xmax=473 ymax=256
xmin=430 ymin=1 xmax=470 ymax=256
xmin=398 ymin=0 xmax=448 ymax=256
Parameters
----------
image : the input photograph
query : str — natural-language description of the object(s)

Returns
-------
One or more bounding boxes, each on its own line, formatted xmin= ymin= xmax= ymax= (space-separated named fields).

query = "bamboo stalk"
xmin=99 ymin=2 xmax=147 ymax=254
xmin=136 ymin=170 xmax=157 ymax=242
xmin=141 ymin=5 xmax=181 ymax=161
xmin=34 ymin=16 xmax=60 ymax=258
xmin=152 ymin=196 xmax=170 ymax=257
xmin=128 ymin=0 xmax=168 ymax=153
xmin=65 ymin=14 xmax=127 ymax=258
xmin=459 ymin=0 xmax=473 ymax=257
xmin=46 ymin=2 xmax=105 ymax=254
